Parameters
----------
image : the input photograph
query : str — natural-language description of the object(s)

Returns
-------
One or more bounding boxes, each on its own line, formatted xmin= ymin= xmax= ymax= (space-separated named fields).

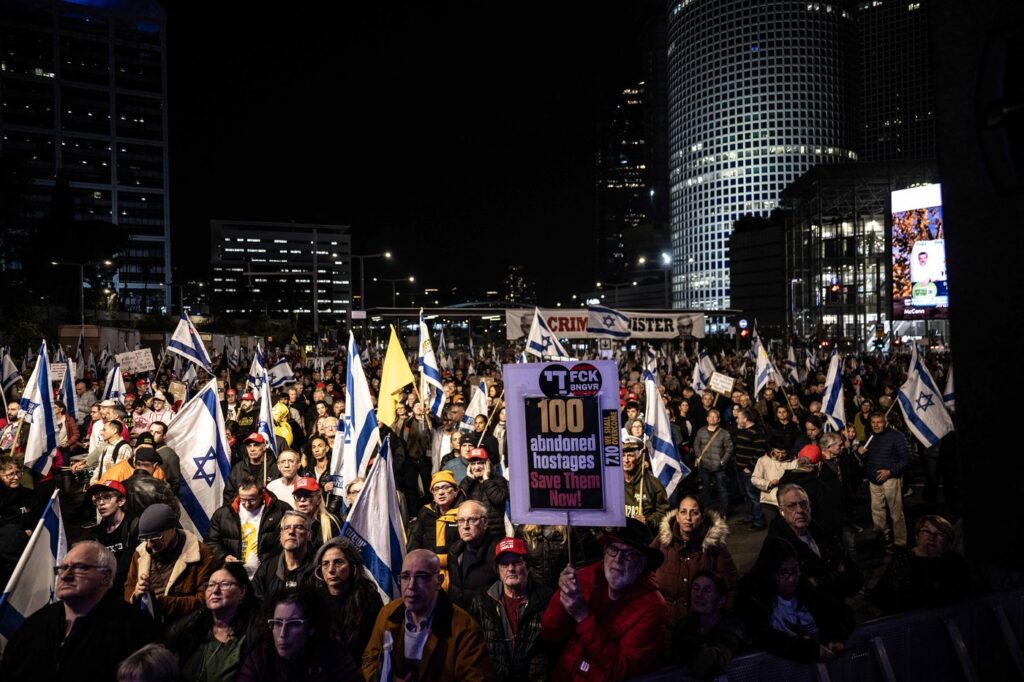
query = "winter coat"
xmin=516 ymin=526 xmax=584 ymax=592
xmin=459 ymin=474 xmax=509 ymax=537
xmin=872 ymin=548 xmax=974 ymax=615
xmin=122 ymin=469 xmax=178 ymax=519
xmin=224 ymin=455 xmax=281 ymax=505
xmin=623 ymin=470 xmax=671 ymax=535
xmin=124 ymin=529 xmax=218 ymax=626
xmin=447 ymin=533 xmax=500 ymax=610
xmin=778 ymin=465 xmax=847 ymax=538
xmin=733 ymin=427 xmax=768 ymax=471
xmin=750 ymin=454 xmax=798 ymax=506
xmin=363 ymin=589 xmax=493 ymax=682
xmin=0 ymin=590 xmax=158 ymax=682
xmin=692 ymin=426 xmax=734 ymax=472
xmin=765 ymin=517 xmax=863 ymax=600
xmin=164 ymin=606 xmax=265 ymax=681
xmin=322 ymin=581 xmax=385 ymax=666
xmin=651 ymin=511 xmax=741 ymax=626
xmin=541 ymin=561 xmax=669 ymax=682
xmin=407 ymin=494 xmax=464 ymax=583
xmin=862 ymin=426 xmax=911 ymax=483
xmin=250 ymin=550 xmax=317 ymax=601
xmin=469 ymin=580 xmax=555 ymax=682
xmin=205 ymin=491 xmax=290 ymax=565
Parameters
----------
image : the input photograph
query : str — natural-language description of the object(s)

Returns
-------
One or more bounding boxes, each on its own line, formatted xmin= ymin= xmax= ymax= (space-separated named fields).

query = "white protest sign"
xmin=709 ymin=371 xmax=735 ymax=395
xmin=116 ymin=348 xmax=155 ymax=374
xmin=503 ymin=360 xmax=625 ymax=527
xmin=50 ymin=363 xmax=67 ymax=379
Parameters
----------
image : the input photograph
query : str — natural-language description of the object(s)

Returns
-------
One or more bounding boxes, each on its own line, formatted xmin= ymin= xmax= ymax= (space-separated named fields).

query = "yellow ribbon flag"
xmin=378 ymin=325 xmax=415 ymax=427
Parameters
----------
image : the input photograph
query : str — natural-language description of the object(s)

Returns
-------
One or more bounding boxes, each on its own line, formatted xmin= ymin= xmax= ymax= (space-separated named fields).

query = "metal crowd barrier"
xmin=633 ymin=588 xmax=1024 ymax=681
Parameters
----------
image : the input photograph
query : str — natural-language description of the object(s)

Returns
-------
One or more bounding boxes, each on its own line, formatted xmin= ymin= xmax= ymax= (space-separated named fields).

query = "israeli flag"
xmin=339 ymin=332 xmax=380 ymax=486
xmin=644 ymin=379 xmax=689 ymax=497
xmin=691 ymin=349 xmax=716 ymax=393
xmin=943 ymin=366 xmax=955 ymax=412
xmin=755 ymin=338 xmax=785 ymax=397
xmin=58 ymin=358 xmax=77 ymax=425
xmin=267 ymin=359 xmax=296 ymax=388
xmin=102 ymin=362 xmax=126 ymax=404
xmin=85 ymin=350 xmax=97 ymax=378
xmin=526 ymin=307 xmax=571 ymax=360
xmin=418 ymin=313 xmax=446 ymax=419
xmin=821 ymin=350 xmax=846 ymax=432
xmin=246 ymin=345 xmax=267 ymax=393
xmin=0 ymin=491 xmax=66 ymax=647
xmin=641 ymin=346 xmax=660 ymax=385
xmin=99 ymin=345 xmax=112 ymax=373
xmin=52 ymin=344 xmax=67 ymax=364
xmin=251 ymin=349 xmax=277 ymax=456
xmin=0 ymin=351 xmax=20 ymax=393
xmin=341 ymin=436 xmax=407 ymax=601
xmin=75 ymin=331 xmax=85 ymax=380
xmin=20 ymin=341 xmax=59 ymax=476
xmin=587 ymin=305 xmax=631 ymax=339
xmin=164 ymin=379 xmax=232 ymax=537
xmin=786 ymin=346 xmax=802 ymax=386
xmin=436 ymin=328 xmax=452 ymax=371
xmin=168 ymin=312 xmax=212 ymax=371
xmin=463 ymin=380 xmax=488 ymax=434
xmin=897 ymin=345 xmax=954 ymax=448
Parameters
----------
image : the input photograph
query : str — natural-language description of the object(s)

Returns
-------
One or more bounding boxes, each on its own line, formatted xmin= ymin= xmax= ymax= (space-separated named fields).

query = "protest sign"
xmin=504 ymin=360 xmax=625 ymax=526
xmin=505 ymin=308 xmax=705 ymax=340
xmin=115 ymin=349 xmax=155 ymax=374
xmin=708 ymin=371 xmax=735 ymax=395
xmin=167 ymin=380 xmax=187 ymax=404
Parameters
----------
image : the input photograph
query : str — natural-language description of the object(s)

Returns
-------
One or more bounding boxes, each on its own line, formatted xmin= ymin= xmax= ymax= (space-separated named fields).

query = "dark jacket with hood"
xmin=206 ymin=490 xmax=290 ymax=565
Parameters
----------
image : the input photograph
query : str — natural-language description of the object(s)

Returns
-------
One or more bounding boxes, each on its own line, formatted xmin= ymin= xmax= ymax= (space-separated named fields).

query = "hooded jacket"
xmin=206 ymin=490 xmax=290 ymax=565
xmin=651 ymin=510 xmax=741 ymax=626
xmin=124 ymin=529 xmax=217 ymax=625
xmin=541 ymin=560 xmax=669 ymax=682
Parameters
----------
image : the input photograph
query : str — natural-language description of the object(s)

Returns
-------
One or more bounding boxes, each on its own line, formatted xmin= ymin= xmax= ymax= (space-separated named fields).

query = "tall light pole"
xmin=350 ymin=251 xmax=392 ymax=309
xmin=595 ymin=280 xmax=636 ymax=307
xmin=376 ymin=276 xmax=415 ymax=307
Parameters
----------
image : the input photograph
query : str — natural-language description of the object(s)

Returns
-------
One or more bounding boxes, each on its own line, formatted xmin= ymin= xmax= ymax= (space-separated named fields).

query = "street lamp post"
xmin=377 ymin=276 xmax=415 ymax=307
xmin=595 ymin=280 xmax=636 ymax=307
xmin=351 ymin=251 xmax=392 ymax=309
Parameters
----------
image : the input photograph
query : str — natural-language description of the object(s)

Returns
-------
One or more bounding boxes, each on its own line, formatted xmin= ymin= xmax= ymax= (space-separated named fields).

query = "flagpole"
xmin=476 ymin=389 xmax=504 ymax=447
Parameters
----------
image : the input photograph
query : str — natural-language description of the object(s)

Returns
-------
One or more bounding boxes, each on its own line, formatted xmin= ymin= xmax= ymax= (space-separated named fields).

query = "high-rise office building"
xmin=210 ymin=220 xmax=351 ymax=324
xmin=0 ymin=0 xmax=170 ymax=313
xmin=857 ymin=0 xmax=936 ymax=162
xmin=666 ymin=0 xmax=858 ymax=318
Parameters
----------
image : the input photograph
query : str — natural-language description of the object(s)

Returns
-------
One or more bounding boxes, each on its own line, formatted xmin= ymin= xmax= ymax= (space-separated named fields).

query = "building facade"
xmin=0 ymin=0 xmax=170 ymax=313
xmin=210 ymin=221 xmax=351 ymax=326
xmin=666 ymin=0 xmax=858 ymax=318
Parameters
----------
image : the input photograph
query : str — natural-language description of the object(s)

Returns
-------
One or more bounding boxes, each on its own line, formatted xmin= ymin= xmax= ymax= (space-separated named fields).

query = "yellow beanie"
xmin=430 ymin=470 xmax=457 ymax=489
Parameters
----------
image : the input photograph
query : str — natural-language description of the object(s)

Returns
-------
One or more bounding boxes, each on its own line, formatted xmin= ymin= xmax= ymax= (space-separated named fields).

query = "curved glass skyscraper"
xmin=667 ymin=0 xmax=857 ymax=317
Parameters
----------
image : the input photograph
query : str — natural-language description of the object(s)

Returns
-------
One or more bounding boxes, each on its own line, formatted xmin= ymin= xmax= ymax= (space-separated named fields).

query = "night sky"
xmin=166 ymin=2 xmax=660 ymax=305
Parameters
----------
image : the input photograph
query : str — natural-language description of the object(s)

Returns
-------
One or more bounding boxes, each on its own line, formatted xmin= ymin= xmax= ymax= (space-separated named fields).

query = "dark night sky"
xmin=166 ymin=2 xmax=660 ymax=305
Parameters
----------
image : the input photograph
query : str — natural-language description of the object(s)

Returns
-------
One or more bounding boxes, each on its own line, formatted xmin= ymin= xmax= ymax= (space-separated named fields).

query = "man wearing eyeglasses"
xmin=541 ymin=518 xmax=670 ymax=681
xmin=207 ymin=475 xmax=290 ymax=577
xmin=251 ymin=510 xmax=316 ymax=600
xmin=447 ymin=500 xmax=500 ymax=610
xmin=1 ymin=540 xmax=158 ymax=680
xmin=363 ymin=548 xmax=493 ymax=681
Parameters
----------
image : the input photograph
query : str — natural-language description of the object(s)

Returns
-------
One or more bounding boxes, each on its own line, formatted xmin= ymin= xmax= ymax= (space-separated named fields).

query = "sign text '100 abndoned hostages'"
xmin=504 ymin=360 xmax=626 ymax=527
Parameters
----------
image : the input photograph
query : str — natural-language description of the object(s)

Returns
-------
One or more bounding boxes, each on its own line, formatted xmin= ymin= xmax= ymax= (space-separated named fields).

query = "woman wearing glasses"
xmin=312 ymin=537 xmax=384 ymax=665
xmin=238 ymin=587 xmax=360 ymax=681
xmin=165 ymin=563 xmax=263 ymax=682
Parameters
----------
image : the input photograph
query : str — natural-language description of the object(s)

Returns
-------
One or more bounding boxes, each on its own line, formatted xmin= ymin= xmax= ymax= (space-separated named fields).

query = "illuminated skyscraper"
xmin=666 ymin=0 xmax=857 ymax=318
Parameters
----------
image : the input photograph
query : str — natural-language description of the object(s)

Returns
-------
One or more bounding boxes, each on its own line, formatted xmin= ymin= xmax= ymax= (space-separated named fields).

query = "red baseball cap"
xmin=467 ymin=447 xmax=488 ymax=462
xmin=87 ymin=479 xmax=126 ymax=497
xmin=293 ymin=477 xmax=320 ymax=493
xmin=244 ymin=433 xmax=266 ymax=444
xmin=798 ymin=444 xmax=823 ymax=465
xmin=494 ymin=537 xmax=528 ymax=560
xmin=241 ymin=392 xmax=255 ymax=401
xmin=226 ymin=388 xmax=237 ymax=395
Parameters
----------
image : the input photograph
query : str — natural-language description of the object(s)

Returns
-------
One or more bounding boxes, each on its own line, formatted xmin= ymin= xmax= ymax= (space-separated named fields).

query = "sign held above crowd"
xmin=506 ymin=308 xmax=705 ymax=341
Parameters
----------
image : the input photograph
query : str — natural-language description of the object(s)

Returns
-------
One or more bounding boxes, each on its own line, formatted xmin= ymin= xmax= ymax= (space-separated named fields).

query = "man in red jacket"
xmin=541 ymin=518 xmax=670 ymax=681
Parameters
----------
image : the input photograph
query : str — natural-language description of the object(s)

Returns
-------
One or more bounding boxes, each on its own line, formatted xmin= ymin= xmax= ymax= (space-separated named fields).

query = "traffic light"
xmin=739 ymin=328 xmax=750 ymax=339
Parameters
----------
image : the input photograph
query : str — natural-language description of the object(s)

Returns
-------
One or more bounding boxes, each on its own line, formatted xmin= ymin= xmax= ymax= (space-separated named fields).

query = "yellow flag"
xmin=378 ymin=325 xmax=415 ymax=426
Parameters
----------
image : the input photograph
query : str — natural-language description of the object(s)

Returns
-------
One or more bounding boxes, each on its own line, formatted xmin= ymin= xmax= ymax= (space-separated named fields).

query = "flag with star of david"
xmin=897 ymin=344 xmax=954 ymax=447
xmin=163 ymin=379 xmax=232 ymax=537
xmin=586 ymin=305 xmax=631 ymax=339
xmin=525 ymin=307 xmax=571 ymax=360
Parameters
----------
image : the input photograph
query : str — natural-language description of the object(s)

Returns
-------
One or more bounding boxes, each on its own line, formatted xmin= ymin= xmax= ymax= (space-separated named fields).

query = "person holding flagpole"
xmin=857 ymin=412 xmax=911 ymax=553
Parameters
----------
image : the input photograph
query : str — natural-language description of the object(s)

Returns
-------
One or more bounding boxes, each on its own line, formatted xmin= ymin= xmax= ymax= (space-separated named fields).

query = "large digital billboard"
xmin=892 ymin=183 xmax=947 ymax=320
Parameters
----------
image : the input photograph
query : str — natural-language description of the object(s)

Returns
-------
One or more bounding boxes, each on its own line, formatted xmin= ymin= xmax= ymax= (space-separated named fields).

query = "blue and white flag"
xmin=644 ymin=379 xmax=689 ymax=497
xmin=341 ymin=436 xmax=407 ymax=602
xmin=0 ymin=350 xmax=20 ymax=393
xmin=20 ymin=341 xmax=59 ymax=476
xmin=463 ymin=380 xmax=488 ymax=434
xmin=102 ymin=362 xmax=126 ymax=404
xmin=58 ymin=359 xmax=77 ymax=425
xmin=755 ymin=338 xmax=785 ymax=397
xmin=641 ymin=346 xmax=660 ymax=385
xmin=436 ymin=328 xmax=452 ymax=371
xmin=164 ymin=379 xmax=232 ymax=537
xmin=0 ymin=491 xmax=66 ymax=647
xmin=897 ymin=345 xmax=954 ymax=448
xmin=267 ymin=359 xmax=296 ymax=388
xmin=418 ymin=313 xmax=446 ymax=419
xmin=52 ymin=344 xmax=67 ymax=364
xmin=250 ymin=347 xmax=277 ymax=456
xmin=526 ymin=308 xmax=571 ymax=360
xmin=821 ymin=350 xmax=846 ymax=432
xmin=587 ymin=305 xmax=631 ymax=339
xmin=785 ymin=346 xmax=802 ymax=386
xmin=339 ymin=333 xmax=380 ymax=486
xmin=74 ymin=331 xmax=85 ymax=380
xmin=691 ymin=350 xmax=716 ymax=393
xmin=168 ymin=312 xmax=212 ymax=371
xmin=943 ymin=366 xmax=955 ymax=412
xmin=85 ymin=350 xmax=97 ymax=378
xmin=246 ymin=345 xmax=267 ymax=393
xmin=99 ymin=345 xmax=113 ymax=373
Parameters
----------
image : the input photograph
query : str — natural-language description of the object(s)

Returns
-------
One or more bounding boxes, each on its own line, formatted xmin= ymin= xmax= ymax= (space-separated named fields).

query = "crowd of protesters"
xmin=0 ymin=333 xmax=985 ymax=680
